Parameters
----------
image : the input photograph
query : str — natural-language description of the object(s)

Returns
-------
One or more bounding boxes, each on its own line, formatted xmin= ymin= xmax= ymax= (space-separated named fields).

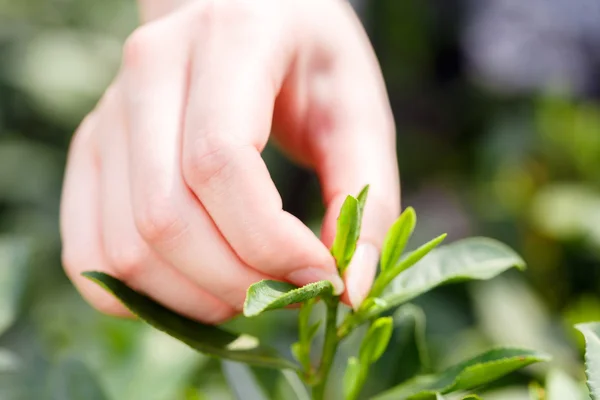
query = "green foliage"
xmin=83 ymin=271 xmax=296 ymax=370
xmin=360 ymin=317 xmax=394 ymax=365
xmin=373 ymin=348 xmax=550 ymax=400
xmin=3 ymin=0 xmax=600 ymax=397
xmin=343 ymin=357 xmax=364 ymax=400
xmin=292 ymin=299 xmax=320 ymax=373
xmin=380 ymin=207 xmax=416 ymax=272
xmin=331 ymin=195 xmax=361 ymax=273
xmin=343 ymin=317 xmax=394 ymax=400
xmin=370 ymin=232 xmax=447 ymax=298
xmin=83 ymin=193 xmax=544 ymax=399
xmin=356 ymin=184 xmax=370 ymax=234
xmin=373 ymin=237 xmax=526 ymax=316
xmin=244 ymin=280 xmax=333 ymax=317
xmin=577 ymin=323 xmax=600 ymax=399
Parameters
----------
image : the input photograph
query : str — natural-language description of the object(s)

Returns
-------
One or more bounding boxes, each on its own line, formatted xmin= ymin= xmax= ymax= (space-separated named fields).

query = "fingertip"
xmin=343 ymin=242 xmax=379 ymax=310
xmin=286 ymin=267 xmax=345 ymax=295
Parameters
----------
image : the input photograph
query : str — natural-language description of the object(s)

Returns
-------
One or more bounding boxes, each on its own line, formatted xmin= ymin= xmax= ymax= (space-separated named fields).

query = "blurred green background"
xmin=1 ymin=0 xmax=599 ymax=398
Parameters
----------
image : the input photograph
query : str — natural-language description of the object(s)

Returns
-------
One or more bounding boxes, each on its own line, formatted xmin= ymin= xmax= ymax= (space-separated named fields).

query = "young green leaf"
xmin=356 ymin=185 xmax=370 ymax=238
xmin=292 ymin=298 xmax=321 ymax=372
xmin=380 ymin=207 xmax=417 ymax=272
xmin=360 ymin=317 xmax=394 ymax=365
xmin=576 ymin=323 xmax=600 ymax=399
xmin=83 ymin=271 xmax=296 ymax=370
xmin=435 ymin=394 xmax=446 ymax=400
xmin=373 ymin=238 xmax=525 ymax=316
xmin=344 ymin=357 xmax=364 ymax=400
xmin=244 ymin=280 xmax=333 ymax=318
xmin=372 ymin=347 xmax=550 ymax=400
xmin=462 ymin=395 xmax=483 ymax=400
xmin=371 ymin=233 xmax=446 ymax=298
xmin=331 ymin=195 xmax=361 ymax=272
xmin=357 ymin=185 xmax=370 ymax=215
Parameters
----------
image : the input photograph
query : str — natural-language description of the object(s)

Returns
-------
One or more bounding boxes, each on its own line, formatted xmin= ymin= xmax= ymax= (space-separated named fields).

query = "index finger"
xmin=180 ymin=4 xmax=342 ymax=292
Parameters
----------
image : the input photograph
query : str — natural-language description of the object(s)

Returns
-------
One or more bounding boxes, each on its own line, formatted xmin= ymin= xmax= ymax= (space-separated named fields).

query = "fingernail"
xmin=287 ymin=268 xmax=345 ymax=296
xmin=347 ymin=243 xmax=379 ymax=310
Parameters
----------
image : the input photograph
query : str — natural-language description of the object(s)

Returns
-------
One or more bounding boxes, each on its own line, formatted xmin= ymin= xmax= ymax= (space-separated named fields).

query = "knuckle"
xmin=122 ymin=25 xmax=158 ymax=68
xmin=105 ymin=242 xmax=149 ymax=281
xmin=192 ymin=0 xmax=272 ymax=44
xmin=183 ymin=136 xmax=236 ymax=187
xmin=237 ymin=232 xmax=278 ymax=270
xmin=134 ymin=195 xmax=184 ymax=243
xmin=196 ymin=0 xmax=255 ymax=26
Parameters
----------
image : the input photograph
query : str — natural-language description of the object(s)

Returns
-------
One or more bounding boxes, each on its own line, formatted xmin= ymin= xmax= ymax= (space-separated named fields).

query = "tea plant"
xmin=85 ymin=186 xmax=554 ymax=399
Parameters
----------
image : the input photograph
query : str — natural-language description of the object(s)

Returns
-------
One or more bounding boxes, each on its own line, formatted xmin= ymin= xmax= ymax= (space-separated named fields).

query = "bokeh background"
xmin=1 ymin=0 xmax=600 ymax=398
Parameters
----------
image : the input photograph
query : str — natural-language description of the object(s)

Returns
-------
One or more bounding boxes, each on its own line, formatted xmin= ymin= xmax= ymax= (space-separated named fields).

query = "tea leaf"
xmin=292 ymin=298 xmax=320 ymax=371
xmin=576 ymin=323 xmax=600 ymax=399
xmin=372 ymin=347 xmax=550 ymax=400
xmin=360 ymin=317 xmax=393 ymax=365
xmin=83 ymin=271 xmax=296 ymax=370
xmin=331 ymin=195 xmax=361 ymax=272
xmin=462 ymin=395 xmax=483 ymax=400
xmin=376 ymin=238 xmax=525 ymax=315
xmin=344 ymin=357 xmax=364 ymax=400
xmin=435 ymin=394 xmax=446 ymax=400
xmin=356 ymin=185 xmax=370 ymax=237
xmin=244 ymin=280 xmax=333 ymax=317
xmin=380 ymin=208 xmax=416 ymax=272
xmin=371 ymin=233 xmax=447 ymax=297
xmin=357 ymin=185 xmax=370 ymax=216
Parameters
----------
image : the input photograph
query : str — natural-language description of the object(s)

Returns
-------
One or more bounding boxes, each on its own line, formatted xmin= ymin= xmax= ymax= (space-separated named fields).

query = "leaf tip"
xmin=242 ymin=280 xmax=266 ymax=318
xmin=81 ymin=271 xmax=111 ymax=286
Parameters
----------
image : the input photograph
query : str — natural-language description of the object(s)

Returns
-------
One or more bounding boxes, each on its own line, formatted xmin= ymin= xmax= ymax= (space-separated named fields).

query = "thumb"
xmin=317 ymin=128 xmax=400 ymax=309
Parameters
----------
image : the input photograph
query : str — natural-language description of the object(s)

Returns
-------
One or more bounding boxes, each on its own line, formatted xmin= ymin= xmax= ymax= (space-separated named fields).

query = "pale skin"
xmin=60 ymin=0 xmax=400 ymax=324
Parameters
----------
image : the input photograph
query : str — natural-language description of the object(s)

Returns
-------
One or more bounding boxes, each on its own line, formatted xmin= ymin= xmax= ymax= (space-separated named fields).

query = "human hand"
xmin=60 ymin=0 xmax=399 ymax=323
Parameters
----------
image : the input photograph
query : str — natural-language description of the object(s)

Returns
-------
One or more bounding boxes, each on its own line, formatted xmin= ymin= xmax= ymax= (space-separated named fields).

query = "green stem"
xmin=311 ymin=297 xmax=339 ymax=400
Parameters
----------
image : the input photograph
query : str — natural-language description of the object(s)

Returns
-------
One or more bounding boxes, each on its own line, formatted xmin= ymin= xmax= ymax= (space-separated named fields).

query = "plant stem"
xmin=311 ymin=296 xmax=339 ymax=400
